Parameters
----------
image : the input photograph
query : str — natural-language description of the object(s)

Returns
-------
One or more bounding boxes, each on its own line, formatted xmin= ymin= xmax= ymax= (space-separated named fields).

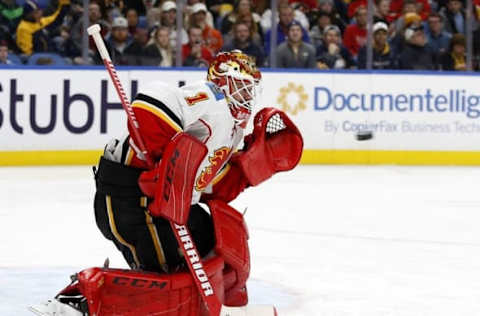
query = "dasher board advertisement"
xmin=1 ymin=68 xmax=479 ymax=165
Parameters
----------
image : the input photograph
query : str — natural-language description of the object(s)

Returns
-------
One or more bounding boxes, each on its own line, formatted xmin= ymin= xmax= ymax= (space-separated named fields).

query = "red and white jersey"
xmin=104 ymin=80 xmax=244 ymax=204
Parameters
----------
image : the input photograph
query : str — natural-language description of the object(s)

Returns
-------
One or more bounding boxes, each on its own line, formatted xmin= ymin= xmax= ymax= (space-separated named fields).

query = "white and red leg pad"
xmin=208 ymin=200 xmax=250 ymax=307
xmin=56 ymin=257 xmax=225 ymax=316
xmin=138 ymin=132 xmax=208 ymax=224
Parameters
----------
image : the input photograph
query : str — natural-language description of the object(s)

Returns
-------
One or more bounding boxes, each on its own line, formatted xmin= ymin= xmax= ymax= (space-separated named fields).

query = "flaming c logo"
xmin=195 ymin=147 xmax=231 ymax=191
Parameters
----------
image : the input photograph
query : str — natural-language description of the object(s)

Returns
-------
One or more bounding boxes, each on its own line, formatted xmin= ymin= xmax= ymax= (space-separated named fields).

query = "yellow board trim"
xmin=0 ymin=150 xmax=103 ymax=166
xmin=105 ymin=195 xmax=141 ymax=268
xmin=300 ymin=150 xmax=480 ymax=165
xmin=132 ymin=101 xmax=182 ymax=132
xmin=3 ymin=149 xmax=480 ymax=166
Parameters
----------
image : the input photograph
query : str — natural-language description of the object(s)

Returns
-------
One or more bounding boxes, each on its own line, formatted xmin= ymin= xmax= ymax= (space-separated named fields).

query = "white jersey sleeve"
xmin=137 ymin=81 xmax=188 ymax=130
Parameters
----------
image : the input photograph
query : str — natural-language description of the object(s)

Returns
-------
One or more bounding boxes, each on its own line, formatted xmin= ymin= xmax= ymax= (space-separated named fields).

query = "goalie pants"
xmin=93 ymin=157 xmax=215 ymax=273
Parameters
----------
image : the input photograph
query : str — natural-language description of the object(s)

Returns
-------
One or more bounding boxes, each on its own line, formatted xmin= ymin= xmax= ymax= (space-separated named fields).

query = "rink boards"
xmin=1 ymin=67 xmax=480 ymax=166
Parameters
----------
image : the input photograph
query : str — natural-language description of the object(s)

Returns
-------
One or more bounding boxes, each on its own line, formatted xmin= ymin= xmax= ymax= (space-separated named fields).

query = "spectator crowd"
xmin=0 ymin=0 xmax=479 ymax=70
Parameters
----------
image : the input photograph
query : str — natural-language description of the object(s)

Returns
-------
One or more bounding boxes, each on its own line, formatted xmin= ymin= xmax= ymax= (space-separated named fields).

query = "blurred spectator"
xmin=316 ymin=0 xmax=348 ymax=33
xmin=374 ymin=0 xmax=395 ymax=24
xmin=390 ymin=12 xmax=421 ymax=56
xmin=357 ymin=22 xmax=396 ymax=69
xmin=343 ymin=3 xmax=367 ymax=58
xmin=143 ymin=26 xmax=174 ymax=66
xmin=425 ymin=13 xmax=451 ymax=59
xmin=261 ymin=0 xmax=310 ymax=33
xmin=52 ymin=24 xmax=82 ymax=63
xmin=146 ymin=7 xmax=161 ymax=29
xmin=124 ymin=0 xmax=147 ymax=16
xmin=253 ymin=0 xmax=268 ymax=15
xmin=220 ymin=0 xmax=261 ymax=35
xmin=143 ymin=0 xmax=158 ymax=11
xmin=71 ymin=2 xmax=109 ymax=58
xmin=439 ymin=33 xmax=466 ymax=70
xmin=160 ymin=1 xmax=188 ymax=51
xmin=34 ymin=56 xmax=56 ymax=65
xmin=0 ymin=0 xmax=23 ymax=35
xmin=395 ymin=0 xmax=422 ymax=32
xmin=289 ymin=0 xmax=318 ymax=10
xmin=16 ymin=0 xmax=70 ymax=55
xmin=276 ymin=21 xmax=316 ymax=68
xmin=186 ymin=0 xmax=215 ymax=28
xmin=316 ymin=24 xmax=355 ymax=69
xmin=0 ymin=39 xmax=18 ymax=64
xmin=398 ymin=25 xmax=436 ymax=69
xmin=189 ymin=3 xmax=223 ymax=54
xmin=476 ymin=0 xmax=480 ymax=24
xmin=125 ymin=27 xmax=149 ymax=65
xmin=182 ymin=25 xmax=214 ymax=66
xmin=237 ymin=11 xmax=263 ymax=45
xmin=394 ymin=0 xmax=421 ymax=32
xmin=264 ymin=4 xmax=310 ymax=55
xmin=310 ymin=11 xmax=333 ymax=47
xmin=474 ymin=28 xmax=480 ymax=70
xmin=475 ymin=0 xmax=480 ymax=70
xmin=126 ymin=7 xmax=139 ymax=36
xmin=222 ymin=21 xmax=265 ymax=66
xmin=0 ymin=23 xmax=15 ymax=52
xmin=291 ymin=0 xmax=317 ymax=27
xmin=439 ymin=0 xmax=465 ymax=34
xmin=99 ymin=0 xmax=124 ymax=25
xmin=206 ymin=0 xmax=235 ymax=22
xmin=389 ymin=0 xmax=431 ymax=20
xmin=102 ymin=16 xmax=136 ymax=65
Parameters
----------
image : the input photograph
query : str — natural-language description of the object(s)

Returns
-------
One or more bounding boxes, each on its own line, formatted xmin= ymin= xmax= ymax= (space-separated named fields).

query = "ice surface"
xmin=1 ymin=165 xmax=480 ymax=315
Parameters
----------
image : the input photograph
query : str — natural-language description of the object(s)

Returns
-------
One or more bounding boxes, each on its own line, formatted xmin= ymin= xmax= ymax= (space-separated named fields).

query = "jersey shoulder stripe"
xmin=134 ymin=93 xmax=184 ymax=131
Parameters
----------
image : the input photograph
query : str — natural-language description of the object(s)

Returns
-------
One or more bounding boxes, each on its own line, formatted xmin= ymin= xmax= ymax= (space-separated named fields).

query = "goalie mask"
xmin=207 ymin=50 xmax=262 ymax=125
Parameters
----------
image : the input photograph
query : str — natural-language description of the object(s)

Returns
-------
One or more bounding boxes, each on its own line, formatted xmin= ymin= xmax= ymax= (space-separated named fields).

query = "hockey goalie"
xmin=30 ymin=50 xmax=303 ymax=316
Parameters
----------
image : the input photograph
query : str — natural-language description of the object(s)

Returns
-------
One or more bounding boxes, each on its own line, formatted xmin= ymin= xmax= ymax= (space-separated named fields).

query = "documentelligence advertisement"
xmin=0 ymin=69 xmax=480 ymax=152
xmin=261 ymin=72 xmax=480 ymax=151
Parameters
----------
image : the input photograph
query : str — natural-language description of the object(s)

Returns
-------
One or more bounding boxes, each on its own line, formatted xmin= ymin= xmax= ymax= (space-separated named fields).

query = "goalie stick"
xmin=86 ymin=24 xmax=224 ymax=316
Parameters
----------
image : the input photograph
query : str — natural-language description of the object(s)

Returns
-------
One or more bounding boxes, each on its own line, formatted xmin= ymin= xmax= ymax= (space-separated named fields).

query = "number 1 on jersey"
xmin=185 ymin=92 xmax=209 ymax=106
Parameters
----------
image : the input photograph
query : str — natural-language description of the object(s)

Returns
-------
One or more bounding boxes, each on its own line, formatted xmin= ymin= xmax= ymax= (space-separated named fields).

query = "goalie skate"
xmin=28 ymin=298 xmax=85 ymax=316
xmin=220 ymin=305 xmax=278 ymax=316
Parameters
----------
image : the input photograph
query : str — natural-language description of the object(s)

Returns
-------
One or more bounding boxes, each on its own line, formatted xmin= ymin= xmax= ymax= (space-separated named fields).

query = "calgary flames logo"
xmin=195 ymin=147 xmax=231 ymax=191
